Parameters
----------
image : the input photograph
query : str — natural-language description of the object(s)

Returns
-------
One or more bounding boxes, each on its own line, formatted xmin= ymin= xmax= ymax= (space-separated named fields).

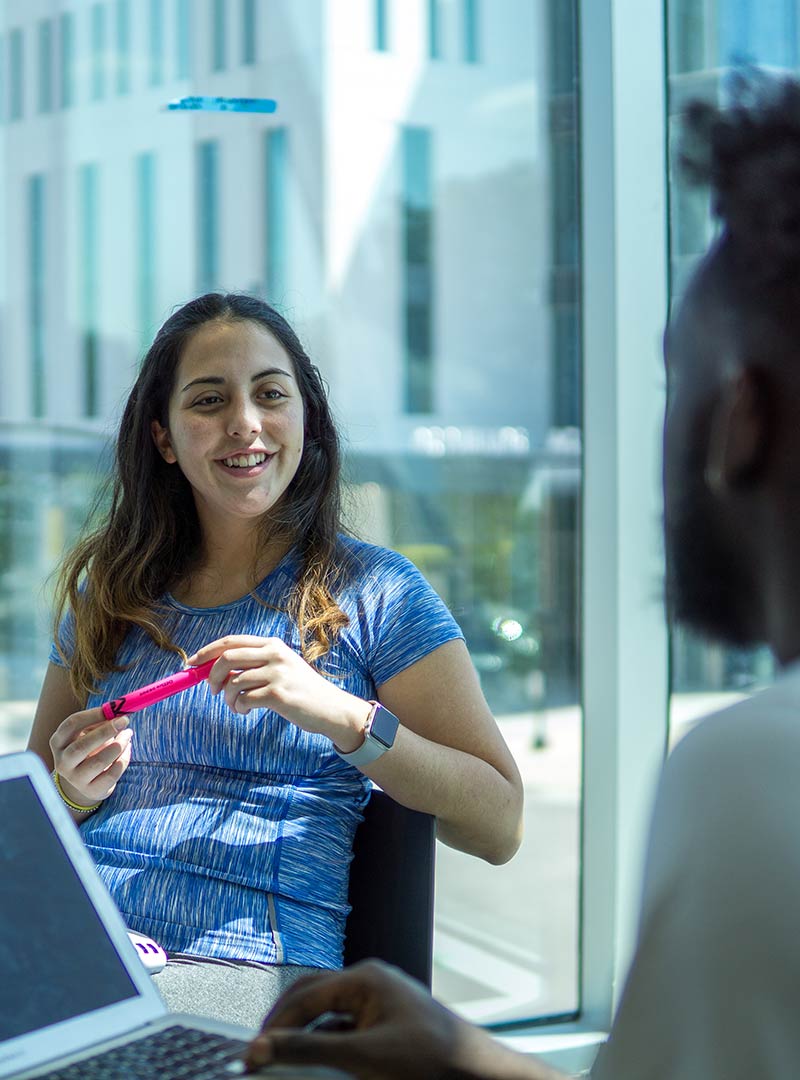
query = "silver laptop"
xmin=0 ymin=751 xmax=349 ymax=1079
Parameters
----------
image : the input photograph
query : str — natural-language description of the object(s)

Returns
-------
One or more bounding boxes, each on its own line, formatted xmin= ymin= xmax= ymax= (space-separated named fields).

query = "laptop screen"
xmin=0 ymin=776 xmax=139 ymax=1041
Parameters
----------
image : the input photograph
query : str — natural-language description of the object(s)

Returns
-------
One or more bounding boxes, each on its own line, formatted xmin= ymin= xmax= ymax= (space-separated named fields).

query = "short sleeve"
xmin=345 ymin=544 xmax=464 ymax=688
xmin=49 ymin=607 xmax=76 ymax=668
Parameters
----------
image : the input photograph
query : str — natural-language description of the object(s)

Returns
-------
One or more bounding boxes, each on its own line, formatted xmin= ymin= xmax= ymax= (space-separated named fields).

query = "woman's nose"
xmin=226 ymin=398 xmax=262 ymax=438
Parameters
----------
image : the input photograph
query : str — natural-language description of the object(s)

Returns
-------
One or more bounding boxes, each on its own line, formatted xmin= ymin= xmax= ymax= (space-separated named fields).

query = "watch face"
xmin=370 ymin=704 xmax=400 ymax=750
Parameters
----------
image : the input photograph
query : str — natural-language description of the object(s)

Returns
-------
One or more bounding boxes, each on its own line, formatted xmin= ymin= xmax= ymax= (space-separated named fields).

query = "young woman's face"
xmin=151 ymin=318 xmax=305 ymax=532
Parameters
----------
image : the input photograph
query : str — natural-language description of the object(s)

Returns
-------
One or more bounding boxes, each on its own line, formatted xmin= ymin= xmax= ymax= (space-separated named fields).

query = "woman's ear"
xmin=704 ymin=367 xmax=770 ymax=494
xmin=151 ymin=419 xmax=178 ymax=464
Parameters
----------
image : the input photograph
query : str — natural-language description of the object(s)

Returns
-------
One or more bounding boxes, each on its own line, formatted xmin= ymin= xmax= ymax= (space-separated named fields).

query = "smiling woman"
xmin=151 ymin=320 xmax=306 ymax=555
xmin=26 ymin=292 xmax=524 ymax=1029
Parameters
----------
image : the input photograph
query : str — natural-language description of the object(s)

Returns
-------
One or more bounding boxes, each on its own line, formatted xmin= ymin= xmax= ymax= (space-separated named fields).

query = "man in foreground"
xmin=243 ymin=74 xmax=800 ymax=1079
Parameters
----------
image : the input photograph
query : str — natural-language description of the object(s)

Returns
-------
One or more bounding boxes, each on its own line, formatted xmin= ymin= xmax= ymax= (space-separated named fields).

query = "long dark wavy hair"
xmin=54 ymin=293 xmax=351 ymax=702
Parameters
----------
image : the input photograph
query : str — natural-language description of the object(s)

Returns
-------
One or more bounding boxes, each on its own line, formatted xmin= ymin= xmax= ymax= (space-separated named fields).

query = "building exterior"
xmin=0 ymin=0 xmax=581 ymax=707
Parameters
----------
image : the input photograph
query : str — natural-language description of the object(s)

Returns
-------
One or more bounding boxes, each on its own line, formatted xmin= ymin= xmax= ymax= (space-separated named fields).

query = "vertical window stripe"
xmin=116 ymin=0 xmax=131 ymax=94
xmin=10 ymin=28 xmax=23 ymax=121
xmin=59 ymin=12 xmax=75 ymax=108
xmin=91 ymin=3 xmax=107 ymax=101
xmin=28 ymin=175 xmax=46 ymax=417
xmin=265 ymin=128 xmax=287 ymax=302
xmin=80 ymin=164 xmax=100 ymax=416
xmin=137 ymin=152 xmax=157 ymax=339
xmin=197 ymin=141 xmax=218 ymax=292
xmin=38 ymin=21 xmax=53 ymax=114
xmin=176 ymin=0 xmax=191 ymax=79
xmin=401 ymin=127 xmax=434 ymax=414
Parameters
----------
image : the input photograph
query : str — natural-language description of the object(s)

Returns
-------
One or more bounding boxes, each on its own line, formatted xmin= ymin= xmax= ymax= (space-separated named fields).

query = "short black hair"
xmin=679 ymin=70 xmax=800 ymax=285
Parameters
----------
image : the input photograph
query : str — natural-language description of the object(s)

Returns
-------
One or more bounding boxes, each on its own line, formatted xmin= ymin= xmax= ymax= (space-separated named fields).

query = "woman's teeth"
xmin=222 ymin=453 xmax=269 ymax=468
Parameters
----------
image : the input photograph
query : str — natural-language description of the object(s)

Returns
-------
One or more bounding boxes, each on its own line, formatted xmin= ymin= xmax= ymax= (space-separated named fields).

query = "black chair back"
xmin=343 ymin=788 xmax=436 ymax=987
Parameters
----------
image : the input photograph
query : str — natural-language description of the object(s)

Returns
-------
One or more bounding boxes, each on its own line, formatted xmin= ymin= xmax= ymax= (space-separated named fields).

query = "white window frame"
xmin=501 ymin=1 xmax=670 ymax=1072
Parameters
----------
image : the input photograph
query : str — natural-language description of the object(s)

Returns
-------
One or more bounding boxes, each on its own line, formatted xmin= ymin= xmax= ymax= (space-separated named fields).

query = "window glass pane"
xmin=0 ymin=0 xmax=582 ymax=1027
xmin=428 ymin=0 xmax=441 ymax=60
xmin=90 ymin=3 xmax=106 ymax=102
xmin=665 ymin=1 xmax=783 ymax=746
xmin=265 ymin=127 xmax=287 ymax=302
xmin=37 ymin=20 xmax=53 ymax=114
xmin=176 ymin=0 xmax=192 ymax=79
xmin=79 ymin=163 xmax=100 ymax=417
xmin=463 ymin=0 xmax=479 ymax=63
xmin=115 ymin=0 xmax=131 ymax=95
xmin=374 ymin=0 xmax=388 ymax=52
xmin=212 ymin=0 xmax=226 ymax=71
xmin=59 ymin=12 xmax=74 ymax=109
xmin=9 ymin=27 xmax=23 ymax=120
xmin=28 ymin=174 xmax=46 ymax=417
xmin=149 ymin=0 xmax=164 ymax=86
xmin=242 ymin=0 xmax=257 ymax=65
xmin=137 ymin=152 xmax=158 ymax=341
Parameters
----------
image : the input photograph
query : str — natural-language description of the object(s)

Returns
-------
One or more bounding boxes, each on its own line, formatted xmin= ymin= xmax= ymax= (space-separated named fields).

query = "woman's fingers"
xmin=50 ymin=708 xmax=120 ymax=753
xmin=50 ymin=710 xmax=134 ymax=803
xmin=187 ymin=635 xmax=276 ymax=667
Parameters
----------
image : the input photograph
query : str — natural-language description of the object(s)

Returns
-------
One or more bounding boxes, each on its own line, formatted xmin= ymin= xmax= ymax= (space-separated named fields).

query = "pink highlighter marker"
xmin=101 ymin=659 xmax=216 ymax=719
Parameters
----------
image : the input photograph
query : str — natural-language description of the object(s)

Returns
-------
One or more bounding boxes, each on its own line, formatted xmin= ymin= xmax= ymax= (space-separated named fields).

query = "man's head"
xmin=665 ymin=74 xmax=800 ymax=659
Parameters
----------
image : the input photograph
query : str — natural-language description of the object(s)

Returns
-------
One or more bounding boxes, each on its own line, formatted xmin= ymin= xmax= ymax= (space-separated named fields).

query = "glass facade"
xmin=374 ymin=0 xmax=389 ymax=52
xmin=27 ymin=174 xmax=46 ymax=419
xmin=137 ymin=152 xmax=157 ymax=342
xmin=242 ymin=0 xmax=257 ymax=66
xmin=464 ymin=0 xmax=480 ymax=63
xmin=0 ymin=0 xmax=582 ymax=1030
xmin=58 ymin=11 xmax=74 ymax=109
xmin=401 ymin=125 xmax=434 ymax=415
xmin=264 ymin=127 xmax=287 ymax=304
xmin=196 ymin=140 xmax=219 ymax=294
xmin=90 ymin=2 xmax=107 ymax=102
xmin=37 ymin=19 xmax=53 ymax=114
xmin=79 ymin=163 xmax=100 ymax=418
xmin=176 ymin=0 xmax=191 ymax=80
xmin=149 ymin=0 xmax=164 ymax=87
xmin=9 ymin=26 xmax=23 ymax=121
xmin=115 ymin=0 xmax=131 ymax=96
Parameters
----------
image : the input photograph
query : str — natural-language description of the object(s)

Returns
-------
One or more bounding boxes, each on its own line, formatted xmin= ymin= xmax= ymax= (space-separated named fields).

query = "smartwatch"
xmin=335 ymin=701 xmax=400 ymax=767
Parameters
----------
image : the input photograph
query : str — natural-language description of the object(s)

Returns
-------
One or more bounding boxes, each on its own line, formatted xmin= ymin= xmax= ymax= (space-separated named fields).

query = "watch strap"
xmin=335 ymin=701 xmax=399 ymax=767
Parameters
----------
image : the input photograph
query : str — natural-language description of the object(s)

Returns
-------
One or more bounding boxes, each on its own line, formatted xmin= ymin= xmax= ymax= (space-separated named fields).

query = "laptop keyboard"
xmin=39 ymin=1024 xmax=248 ymax=1079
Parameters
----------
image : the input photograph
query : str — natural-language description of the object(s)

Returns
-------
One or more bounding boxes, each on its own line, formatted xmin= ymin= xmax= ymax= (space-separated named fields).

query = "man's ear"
xmin=704 ymin=367 xmax=770 ymax=494
xmin=151 ymin=419 xmax=178 ymax=464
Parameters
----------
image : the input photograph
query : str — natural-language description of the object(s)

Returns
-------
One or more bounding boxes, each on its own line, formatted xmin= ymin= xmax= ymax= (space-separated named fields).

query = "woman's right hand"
xmin=49 ymin=708 xmax=133 ymax=807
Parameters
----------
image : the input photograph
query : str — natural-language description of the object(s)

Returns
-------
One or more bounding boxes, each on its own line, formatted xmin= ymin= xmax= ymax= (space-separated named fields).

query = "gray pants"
xmin=152 ymin=954 xmax=321 ymax=1031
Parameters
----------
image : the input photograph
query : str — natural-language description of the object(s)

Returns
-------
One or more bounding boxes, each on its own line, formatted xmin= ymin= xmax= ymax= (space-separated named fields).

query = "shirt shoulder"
xmin=594 ymin=671 xmax=800 ymax=1079
xmin=334 ymin=536 xmax=464 ymax=685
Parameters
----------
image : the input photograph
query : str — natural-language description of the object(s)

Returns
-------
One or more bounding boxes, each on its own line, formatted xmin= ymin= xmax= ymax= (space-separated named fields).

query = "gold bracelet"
xmin=51 ymin=770 xmax=102 ymax=814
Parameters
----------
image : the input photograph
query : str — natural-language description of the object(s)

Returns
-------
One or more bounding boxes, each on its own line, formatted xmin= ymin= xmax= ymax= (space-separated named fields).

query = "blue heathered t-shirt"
xmin=50 ymin=537 xmax=463 ymax=970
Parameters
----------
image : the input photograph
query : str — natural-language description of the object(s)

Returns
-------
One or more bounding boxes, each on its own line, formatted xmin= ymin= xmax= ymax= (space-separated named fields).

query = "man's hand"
xmin=244 ymin=960 xmax=564 ymax=1080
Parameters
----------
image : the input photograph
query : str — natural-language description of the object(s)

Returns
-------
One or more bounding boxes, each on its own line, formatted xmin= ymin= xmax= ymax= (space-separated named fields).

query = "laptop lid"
xmin=0 ymin=751 xmax=167 ymax=1079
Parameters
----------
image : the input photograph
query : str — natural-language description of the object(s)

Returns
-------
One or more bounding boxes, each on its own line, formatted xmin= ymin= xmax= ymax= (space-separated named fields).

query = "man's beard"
xmin=664 ymin=472 xmax=760 ymax=649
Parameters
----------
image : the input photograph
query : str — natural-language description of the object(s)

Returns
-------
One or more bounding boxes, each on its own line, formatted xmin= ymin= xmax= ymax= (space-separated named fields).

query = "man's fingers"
xmin=259 ymin=968 xmax=373 ymax=1034
xmin=247 ymin=1031 xmax=367 ymax=1075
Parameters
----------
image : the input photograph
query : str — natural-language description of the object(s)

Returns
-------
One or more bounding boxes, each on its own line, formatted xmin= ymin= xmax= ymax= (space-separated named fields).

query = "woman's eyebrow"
xmin=180 ymin=367 xmax=294 ymax=392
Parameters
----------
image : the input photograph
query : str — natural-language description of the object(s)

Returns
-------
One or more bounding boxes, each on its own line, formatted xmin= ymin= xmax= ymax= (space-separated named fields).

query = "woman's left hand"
xmin=186 ymin=636 xmax=369 ymax=748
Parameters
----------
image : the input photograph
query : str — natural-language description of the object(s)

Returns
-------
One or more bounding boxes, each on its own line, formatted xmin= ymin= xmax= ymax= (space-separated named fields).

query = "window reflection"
xmin=0 ymin=0 xmax=581 ymax=1026
xmin=666 ymin=0 xmax=781 ymax=745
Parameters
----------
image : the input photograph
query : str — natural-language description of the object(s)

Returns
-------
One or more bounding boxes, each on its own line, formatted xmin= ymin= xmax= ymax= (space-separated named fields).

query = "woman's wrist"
xmin=51 ymin=769 xmax=102 ymax=814
xmin=331 ymin=695 xmax=373 ymax=754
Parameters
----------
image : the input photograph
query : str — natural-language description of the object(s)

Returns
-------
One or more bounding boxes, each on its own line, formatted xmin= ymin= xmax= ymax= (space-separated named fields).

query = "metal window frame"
xmin=503 ymin=1 xmax=670 ymax=1071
